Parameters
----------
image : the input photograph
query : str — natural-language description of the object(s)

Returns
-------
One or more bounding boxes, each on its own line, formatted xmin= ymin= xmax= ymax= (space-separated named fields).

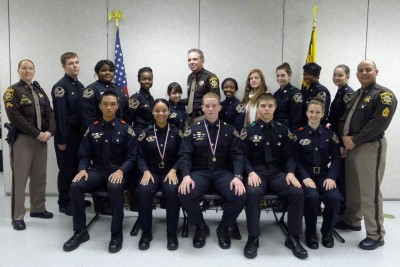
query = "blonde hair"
xmin=242 ymin=69 xmax=268 ymax=106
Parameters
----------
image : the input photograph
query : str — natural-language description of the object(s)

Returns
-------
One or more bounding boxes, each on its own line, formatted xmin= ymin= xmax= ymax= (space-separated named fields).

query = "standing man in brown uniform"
xmin=3 ymin=59 xmax=56 ymax=230
xmin=180 ymin=48 xmax=220 ymax=125
xmin=336 ymin=60 xmax=397 ymax=250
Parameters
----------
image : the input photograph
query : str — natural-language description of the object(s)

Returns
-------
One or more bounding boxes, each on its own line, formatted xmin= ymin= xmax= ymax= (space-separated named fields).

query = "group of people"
xmin=2 ymin=48 xmax=397 ymax=259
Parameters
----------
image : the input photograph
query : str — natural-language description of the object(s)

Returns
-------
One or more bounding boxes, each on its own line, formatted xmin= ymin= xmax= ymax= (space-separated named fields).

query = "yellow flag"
xmin=302 ymin=5 xmax=318 ymax=90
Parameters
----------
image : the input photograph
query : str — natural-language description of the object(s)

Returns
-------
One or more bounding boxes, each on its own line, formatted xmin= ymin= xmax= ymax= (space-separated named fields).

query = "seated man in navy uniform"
xmin=63 ymin=91 xmax=137 ymax=253
xmin=178 ymin=92 xmax=246 ymax=249
xmin=241 ymin=93 xmax=308 ymax=259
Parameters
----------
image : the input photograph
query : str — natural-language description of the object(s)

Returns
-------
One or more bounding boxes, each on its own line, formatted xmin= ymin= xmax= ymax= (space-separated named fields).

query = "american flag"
xmin=114 ymin=28 xmax=129 ymax=98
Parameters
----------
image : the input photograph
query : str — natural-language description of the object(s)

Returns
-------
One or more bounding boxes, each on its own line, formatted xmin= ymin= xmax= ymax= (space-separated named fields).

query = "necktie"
xmin=264 ymin=124 xmax=273 ymax=164
xmin=30 ymin=85 xmax=42 ymax=130
xmin=311 ymin=131 xmax=321 ymax=166
xmin=187 ymin=76 xmax=196 ymax=115
xmin=103 ymin=123 xmax=111 ymax=169
xmin=342 ymin=90 xmax=363 ymax=135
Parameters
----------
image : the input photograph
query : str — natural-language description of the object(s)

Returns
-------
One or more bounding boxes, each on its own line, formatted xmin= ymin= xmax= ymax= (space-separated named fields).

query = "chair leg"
xmin=271 ymin=204 xmax=288 ymax=237
xmin=181 ymin=211 xmax=189 ymax=238
xmin=230 ymin=222 xmax=241 ymax=240
xmin=130 ymin=216 xmax=141 ymax=236
xmin=332 ymin=228 xmax=345 ymax=243
xmin=86 ymin=212 xmax=100 ymax=230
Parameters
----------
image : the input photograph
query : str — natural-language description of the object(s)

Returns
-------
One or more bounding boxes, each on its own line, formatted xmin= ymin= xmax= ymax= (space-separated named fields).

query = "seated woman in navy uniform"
xmin=136 ymin=99 xmax=182 ymax=251
xmin=126 ymin=67 xmax=155 ymax=129
xmin=219 ymin=78 xmax=245 ymax=132
xmin=167 ymin=82 xmax=187 ymax=131
xmin=294 ymin=98 xmax=341 ymax=249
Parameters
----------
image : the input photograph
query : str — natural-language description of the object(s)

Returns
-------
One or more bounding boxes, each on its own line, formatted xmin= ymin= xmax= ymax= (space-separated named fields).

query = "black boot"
xmin=243 ymin=236 xmax=259 ymax=259
xmin=285 ymin=234 xmax=308 ymax=259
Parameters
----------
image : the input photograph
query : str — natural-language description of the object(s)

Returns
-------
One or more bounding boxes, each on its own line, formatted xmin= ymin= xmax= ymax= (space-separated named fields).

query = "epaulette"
xmin=298 ymin=127 xmax=305 ymax=131
xmin=120 ymin=120 xmax=126 ymax=124
xmin=93 ymin=120 xmax=99 ymax=125
xmin=250 ymin=121 xmax=256 ymax=127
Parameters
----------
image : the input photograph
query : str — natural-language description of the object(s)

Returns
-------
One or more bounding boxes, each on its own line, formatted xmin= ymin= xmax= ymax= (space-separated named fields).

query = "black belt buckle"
xmin=313 ymin=167 xmax=320 ymax=174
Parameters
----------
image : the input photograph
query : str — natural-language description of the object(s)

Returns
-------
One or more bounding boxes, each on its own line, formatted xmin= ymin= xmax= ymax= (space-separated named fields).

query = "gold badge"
xmin=170 ymin=113 xmax=177 ymax=119
xmin=54 ymin=87 xmax=65 ymax=97
xmin=364 ymin=96 xmax=371 ymax=103
xmin=380 ymin=92 xmax=393 ymax=105
xmin=209 ymin=76 xmax=219 ymax=89
xmin=6 ymin=102 xmax=13 ymax=108
xmin=83 ymin=88 xmax=94 ymax=98
xmin=299 ymin=139 xmax=311 ymax=145
xmin=332 ymin=133 xmax=340 ymax=144
xmin=382 ymin=107 xmax=390 ymax=117
xmin=293 ymin=93 xmax=302 ymax=103
xmin=236 ymin=104 xmax=245 ymax=113
xmin=92 ymin=132 xmax=103 ymax=139
xmin=129 ymin=98 xmax=140 ymax=109
xmin=3 ymin=88 xmax=14 ymax=101
xmin=198 ymin=80 xmax=205 ymax=87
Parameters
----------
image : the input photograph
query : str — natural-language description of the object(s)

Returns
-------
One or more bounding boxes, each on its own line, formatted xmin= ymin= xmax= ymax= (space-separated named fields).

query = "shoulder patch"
xmin=84 ymin=128 xmax=89 ymax=137
xmin=138 ymin=131 xmax=146 ymax=141
xmin=233 ymin=129 xmax=240 ymax=138
xmin=332 ymin=133 xmax=340 ymax=144
xmin=382 ymin=107 xmax=390 ymax=117
xmin=183 ymin=128 xmax=192 ymax=137
xmin=236 ymin=103 xmax=245 ymax=113
xmin=380 ymin=91 xmax=393 ymax=105
xmin=129 ymin=98 xmax=140 ymax=109
xmin=3 ymin=87 xmax=14 ymax=101
xmin=316 ymin=91 xmax=327 ymax=101
xmin=179 ymin=130 xmax=183 ymax=137
xmin=6 ymin=102 xmax=13 ymax=108
xmin=54 ymin=87 xmax=65 ymax=97
xmin=128 ymin=127 xmax=136 ymax=137
xmin=83 ymin=88 xmax=94 ymax=98
xmin=240 ymin=128 xmax=247 ymax=140
xmin=209 ymin=75 xmax=219 ymax=89
xmin=293 ymin=93 xmax=302 ymax=103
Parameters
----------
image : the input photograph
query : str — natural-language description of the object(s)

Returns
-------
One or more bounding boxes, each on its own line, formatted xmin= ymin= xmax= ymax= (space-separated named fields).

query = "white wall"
xmin=1 ymin=0 xmax=399 ymax=198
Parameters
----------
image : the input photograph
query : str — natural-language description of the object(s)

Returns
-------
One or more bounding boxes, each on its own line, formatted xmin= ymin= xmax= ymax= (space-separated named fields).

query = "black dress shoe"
xmin=138 ymin=231 xmax=153 ymax=250
xmin=216 ymin=223 xmax=231 ymax=249
xmin=167 ymin=231 xmax=179 ymax=251
xmin=285 ymin=234 xmax=308 ymax=259
xmin=322 ymin=230 xmax=334 ymax=248
xmin=12 ymin=220 xmax=26 ymax=231
xmin=359 ymin=237 xmax=384 ymax=250
xmin=243 ymin=236 xmax=259 ymax=259
xmin=334 ymin=220 xmax=361 ymax=231
xmin=30 ymin=210 xmax=53 ymax=219
xmin=193 ymin=222 xmax=210 ymax=248
xmin=305 ymin=233 xmax=319 ymax=249
xmin=63 ymin=229 xmax=90 ymax=252
xmin=109 ymin=232 xmax=123 ymax=253
xmin=59 ymin=206 xmax=72 ymax=216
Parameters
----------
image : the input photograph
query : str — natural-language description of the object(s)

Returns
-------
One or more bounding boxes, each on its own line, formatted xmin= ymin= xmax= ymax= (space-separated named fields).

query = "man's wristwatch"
xmin=235 ymin=175 xmax=243 ymax=180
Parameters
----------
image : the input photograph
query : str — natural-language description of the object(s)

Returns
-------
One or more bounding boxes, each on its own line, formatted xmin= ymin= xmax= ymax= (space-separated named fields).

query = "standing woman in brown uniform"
xmin=3 ymin=59 xmax=56 ymax=230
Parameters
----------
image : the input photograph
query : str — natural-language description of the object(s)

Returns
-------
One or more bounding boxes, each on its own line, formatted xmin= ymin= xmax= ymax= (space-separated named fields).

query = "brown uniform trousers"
xmin=11 ymin=134 xmax=48 ymax=220
xmin=344 ymin=137 xmax=386 ymax=241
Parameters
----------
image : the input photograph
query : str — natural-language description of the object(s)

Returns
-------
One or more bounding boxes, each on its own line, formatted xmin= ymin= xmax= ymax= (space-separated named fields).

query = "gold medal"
xmin=212 ymin=157 xmax=216 ymax=162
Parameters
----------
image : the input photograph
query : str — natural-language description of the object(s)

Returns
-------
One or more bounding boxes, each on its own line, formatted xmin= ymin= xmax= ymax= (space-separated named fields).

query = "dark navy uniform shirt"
xmin=273 ymin=83 xmax=303 ymax=131
xmin=137 ymin=124 xmax=182 ymax=174
xmin=327 ymin=84 xmax=354 ymax=134
xmin=339 ymin=82 xmax=397 ymax=146
xmin=240 ymin=120 xmax=296 ymax=174
xmin=219 ymin=96 xmax=245 ymax=132
xmin=82 ymin=81 xmax=128 ymax=128
xmin=168 ymin=100 xmax=187 ymax=131
xmin=126 ymin=88 xmax=154 ymax=128
xmin=181 ymin=68 xmax=220 ymax=116
xmin=52 ymin=74 xmax=85 ymax=143
xmin=179 ymin=119 xmax=243 ymax=177
xmin=294 ymin=124 xmax=341 ymax=180
xmin=78 ymin=117 xmax=137 ymax=173
xmin=301 ymin=81 xmax=331 ymax=125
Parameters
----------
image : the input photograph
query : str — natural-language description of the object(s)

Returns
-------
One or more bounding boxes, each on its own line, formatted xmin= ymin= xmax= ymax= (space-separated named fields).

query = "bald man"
xmin=336 ymin=60 xmax=397 ymax=250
